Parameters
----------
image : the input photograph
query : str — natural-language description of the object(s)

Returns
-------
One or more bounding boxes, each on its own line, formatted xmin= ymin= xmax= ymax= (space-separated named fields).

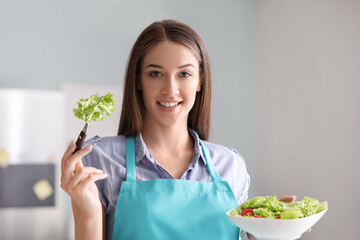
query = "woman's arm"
xmin=72 ymin=199 xmax=105 ymax=240
xmin=61 ymin=142 xmax=107 ymax=240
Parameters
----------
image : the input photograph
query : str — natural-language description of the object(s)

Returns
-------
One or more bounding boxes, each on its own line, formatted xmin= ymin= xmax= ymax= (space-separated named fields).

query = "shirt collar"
xmin=188 ymin=128 xmax=207 ymax=166
xmin=134 ymin=128 xmax=206 ymax=166
xmin=134 ymin=132 xmax=151 ymax=165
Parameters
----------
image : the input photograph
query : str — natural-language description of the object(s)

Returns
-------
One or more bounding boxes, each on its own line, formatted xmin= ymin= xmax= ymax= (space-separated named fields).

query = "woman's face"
xmin=140 ymin=41 xmax=201 ymax=129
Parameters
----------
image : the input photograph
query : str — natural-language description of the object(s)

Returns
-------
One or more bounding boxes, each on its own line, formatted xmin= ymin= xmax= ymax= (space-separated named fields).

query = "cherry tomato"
xmin=240 ymin=208 xmax=254 ymax=216
xmin=276 ymin=216 xmax=281 ymax=219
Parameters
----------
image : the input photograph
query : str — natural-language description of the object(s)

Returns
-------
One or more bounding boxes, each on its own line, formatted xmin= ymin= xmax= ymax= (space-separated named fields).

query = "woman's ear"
xmin=196 ymin=82 xmax=201 ymax=92
xmin=197 ymin=74 xmax=203 ymax=92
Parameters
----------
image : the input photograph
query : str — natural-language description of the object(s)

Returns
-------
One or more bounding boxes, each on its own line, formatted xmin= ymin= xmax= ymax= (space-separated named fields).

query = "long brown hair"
xmin=117 ymin=19 xmax=212 ymax=140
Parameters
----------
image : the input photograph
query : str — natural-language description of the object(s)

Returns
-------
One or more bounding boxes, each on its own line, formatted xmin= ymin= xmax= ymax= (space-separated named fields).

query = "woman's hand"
xmin=278 ymin=195 xmax=297 ymax=202
xmin=60 ymin=141 xmax=107 ymax=218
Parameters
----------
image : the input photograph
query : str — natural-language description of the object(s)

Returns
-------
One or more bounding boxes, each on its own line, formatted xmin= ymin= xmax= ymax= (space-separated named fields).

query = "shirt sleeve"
xmin=237 ymin=172 xmax=250 ymax=204
xmin=229 ymin=148 xmax=251 ymax=205
xmin=81 ymin=136 xmax=108 ymax=209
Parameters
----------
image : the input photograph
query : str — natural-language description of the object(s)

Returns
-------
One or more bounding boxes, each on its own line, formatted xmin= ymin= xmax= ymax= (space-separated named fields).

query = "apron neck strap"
xmin=126 ymin=137 xmax=222 ymax=182
xmin=199 ymin=140 xmax=222 ymax=182
xmin=126 ymin=136 xmax=136 ymax=181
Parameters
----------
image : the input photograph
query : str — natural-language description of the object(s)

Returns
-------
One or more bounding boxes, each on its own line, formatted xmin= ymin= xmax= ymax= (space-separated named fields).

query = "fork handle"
xmin=74 ymin=131 xmax=87 ymax=153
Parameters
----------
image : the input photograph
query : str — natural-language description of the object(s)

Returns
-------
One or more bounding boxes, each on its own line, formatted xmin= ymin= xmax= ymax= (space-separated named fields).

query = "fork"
xmin=73 ymin=93 xmax=103 ymax=154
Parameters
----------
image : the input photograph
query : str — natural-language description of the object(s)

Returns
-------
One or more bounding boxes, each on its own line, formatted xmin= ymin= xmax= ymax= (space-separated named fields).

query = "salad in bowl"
xmin=226 ymin=195 xmax=328 ymax=240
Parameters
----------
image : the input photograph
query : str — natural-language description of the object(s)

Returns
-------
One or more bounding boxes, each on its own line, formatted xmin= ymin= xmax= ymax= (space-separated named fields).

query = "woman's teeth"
xmin=159 ymin=102 xmax=180 ymax=107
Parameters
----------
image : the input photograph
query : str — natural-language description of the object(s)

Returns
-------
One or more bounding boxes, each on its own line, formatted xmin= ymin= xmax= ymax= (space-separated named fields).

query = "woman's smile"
xmin=157 ymin=101 xmax=183 ymax=112
xmin=158 ymin=101 xmax=181 ymax=108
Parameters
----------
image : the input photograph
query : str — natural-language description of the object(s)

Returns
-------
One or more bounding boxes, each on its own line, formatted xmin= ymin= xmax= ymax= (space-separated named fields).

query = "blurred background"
xmin=0 ymin=0 xmax=358 ymax=239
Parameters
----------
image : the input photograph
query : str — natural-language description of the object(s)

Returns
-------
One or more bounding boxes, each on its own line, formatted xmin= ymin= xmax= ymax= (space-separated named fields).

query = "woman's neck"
xmin=142 ymin=123 xmax=192 ymax=156
xmin=142 ymin=123 xmax=194 ymax=179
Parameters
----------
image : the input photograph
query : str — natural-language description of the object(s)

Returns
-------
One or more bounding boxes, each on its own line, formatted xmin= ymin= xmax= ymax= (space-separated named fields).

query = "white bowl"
xmin=226 ymin=208 xmax=328 ymax=240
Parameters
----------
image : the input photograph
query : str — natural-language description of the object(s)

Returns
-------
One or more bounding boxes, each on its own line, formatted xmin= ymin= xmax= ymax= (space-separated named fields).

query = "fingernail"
xmin=97 ymin=169 xmax=104 ymax=173
xmin=87 ymin=145 xmax=92 ymax=150
xmin=69 ymin=141 xmax=74 ymax=147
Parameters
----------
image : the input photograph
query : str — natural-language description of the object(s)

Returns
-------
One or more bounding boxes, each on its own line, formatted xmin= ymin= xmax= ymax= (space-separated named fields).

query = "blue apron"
xmin=112 ymin=136 xmax=240 ymax=240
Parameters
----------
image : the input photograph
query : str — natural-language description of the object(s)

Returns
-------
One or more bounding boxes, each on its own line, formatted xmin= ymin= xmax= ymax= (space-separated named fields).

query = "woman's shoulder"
xmin=83 ymin=135 xmax=127 ymax=147
xmin=201 ymin=140 xmax=250 ymax=204
xmin=189 ymin=129 xmax=245 ymax=163
xmin=201 ymin=140 xmax=245 ymax=163
xmin=82 ymin=134 xmax=128 ymax=153
xmin=82 ymin=135 xmax=127 ymax=166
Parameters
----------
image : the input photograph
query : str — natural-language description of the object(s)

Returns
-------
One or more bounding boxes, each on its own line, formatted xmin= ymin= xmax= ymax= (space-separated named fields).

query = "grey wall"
xmin=257 ymin=0 xmax=360 ymax=239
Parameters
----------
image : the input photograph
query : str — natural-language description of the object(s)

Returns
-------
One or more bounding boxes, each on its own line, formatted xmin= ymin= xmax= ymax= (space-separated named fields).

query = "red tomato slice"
xmin=240 ymin=208 xmax=254 ymax=216
xmin=276 ymin=216 xmax=281 ymax=219
xmin=253 ymin=215 xmax=263 ymax=218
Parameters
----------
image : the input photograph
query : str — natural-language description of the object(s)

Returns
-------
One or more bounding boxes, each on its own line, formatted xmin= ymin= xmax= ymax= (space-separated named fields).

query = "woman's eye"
xmin=179 ymin=72 xmax=191 ymax=78
xmin=150 ymin=71 xmax=162 ymax=77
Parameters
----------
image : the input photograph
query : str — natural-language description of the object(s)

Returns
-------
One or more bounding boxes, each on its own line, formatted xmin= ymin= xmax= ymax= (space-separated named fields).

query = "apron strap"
xmin=199 ymin=140 xmax=222 ymax=182
xmin=126 ymin=136 xmax=136 ymax=181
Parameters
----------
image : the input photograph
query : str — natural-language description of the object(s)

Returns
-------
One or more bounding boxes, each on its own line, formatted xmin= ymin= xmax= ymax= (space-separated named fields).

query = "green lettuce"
xmin=73 ymin=93 xmax=116 ymax=125
xmin=280 ymin=206 xmax=304 ymax=219
xmin=253 ymin=208 xmax=275 ymax=218
xmin=316 ymin=201 xmax=328 ymax=213
xmin=231 ymin=195 xmax=328 ymax=219
xmin=240 ymin=196 xmax=267 ymax=209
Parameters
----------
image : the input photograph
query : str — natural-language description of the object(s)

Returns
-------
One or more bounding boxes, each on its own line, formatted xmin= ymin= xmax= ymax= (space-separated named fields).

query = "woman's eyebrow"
xmin=145 ymin=64 xmax=163 ymax=69
xmin=145 ymin=63 xmax=196 ymax=69
xmin=178 ymin=64 xmax=196 ymax=69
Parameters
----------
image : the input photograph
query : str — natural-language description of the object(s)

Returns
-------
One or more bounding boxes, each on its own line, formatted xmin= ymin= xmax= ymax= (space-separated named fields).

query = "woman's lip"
xmin=157 ymin=101 xmax=182 ymax=106
xmin=157 ymin=101 xmax=182 ymax=111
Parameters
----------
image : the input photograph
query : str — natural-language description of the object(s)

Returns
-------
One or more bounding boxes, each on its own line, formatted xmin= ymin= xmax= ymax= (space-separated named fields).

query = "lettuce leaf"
xmin=231 ymin=195 xmax=328 ymax=219
xmin=240 ymin=196 xmax=266 ymax=210
xmin=253 ymin=208 xmax=275 ymax=218
xmin=73 ymin=93 xmax=116 ymax=125
xmin=280 ymin=206 xmax=304 ymax=219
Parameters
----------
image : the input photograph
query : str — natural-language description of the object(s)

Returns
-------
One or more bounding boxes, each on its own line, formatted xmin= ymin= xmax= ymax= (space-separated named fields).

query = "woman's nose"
xmin=161 ymin=77 xmax=180 ymax=95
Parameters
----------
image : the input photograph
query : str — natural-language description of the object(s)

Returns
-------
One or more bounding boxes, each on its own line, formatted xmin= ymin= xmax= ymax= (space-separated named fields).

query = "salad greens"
xmin=230 ymin=196 xmax=328 ymax=219
xmin=73 ymin=93 xmax=116 ymax=125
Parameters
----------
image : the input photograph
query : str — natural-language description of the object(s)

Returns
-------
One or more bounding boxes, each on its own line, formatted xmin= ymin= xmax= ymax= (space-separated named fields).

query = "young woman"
xmin=61 ymin=19 xmax=250 ymax=240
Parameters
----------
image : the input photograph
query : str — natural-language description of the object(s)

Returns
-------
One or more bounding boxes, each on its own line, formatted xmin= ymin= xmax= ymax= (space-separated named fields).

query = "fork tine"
xmin=97 ymin=95 xmax=103 ymax=103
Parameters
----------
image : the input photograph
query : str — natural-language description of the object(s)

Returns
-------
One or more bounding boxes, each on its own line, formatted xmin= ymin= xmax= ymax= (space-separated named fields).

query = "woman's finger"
xmin=69 ymin=167 xmax=104 ymax=188
xmin=279 ymin=195 xmax=297 ymax=202
xmin=61 ymin=141 xmax=76 ymax=165
xmin=71 ymin=144 xmax=92 ymax=162
xmin=61 ymin=145 xmax=92 ymax=184
xmin=61 ymin=169 xmax=106 ymax=195
xmin=74 ymin=156 xmax=84 ymax=172
xmin=62 ymin=145 xmax=92 ymax=174
xmin=75 ymin=172 xmax=108 ymax=193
